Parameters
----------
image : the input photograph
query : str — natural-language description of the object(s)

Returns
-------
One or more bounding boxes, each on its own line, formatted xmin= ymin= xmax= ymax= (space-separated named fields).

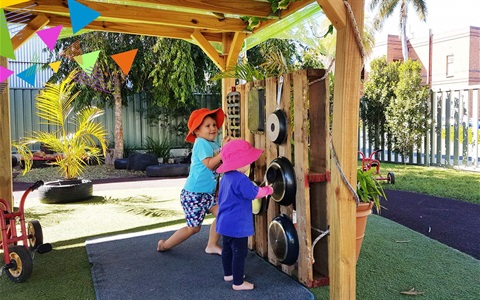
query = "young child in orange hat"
xmin=157 ymin=107 xmax=230 ymax=255
xmin=216 ymin=139 xmax=273 ymax=290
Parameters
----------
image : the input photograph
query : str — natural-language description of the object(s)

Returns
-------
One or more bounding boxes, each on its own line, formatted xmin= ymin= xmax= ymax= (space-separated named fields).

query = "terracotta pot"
xmin=356 ymin=201 xmax=373 ymax=261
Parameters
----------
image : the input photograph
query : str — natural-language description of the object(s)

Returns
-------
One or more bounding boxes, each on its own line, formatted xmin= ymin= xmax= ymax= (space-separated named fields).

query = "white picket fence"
xmin=359 ymin=85 xmax=480 ymax=170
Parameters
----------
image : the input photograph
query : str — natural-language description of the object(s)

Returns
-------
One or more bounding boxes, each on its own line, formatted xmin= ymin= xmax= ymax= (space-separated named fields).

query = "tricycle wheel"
xmin=387 ymin=172 xmax=395 ymax=184
xmin=28 ymin=220 xmax=44 ymax=250
xmin=5 ymin=245 xmax=33 ymax=283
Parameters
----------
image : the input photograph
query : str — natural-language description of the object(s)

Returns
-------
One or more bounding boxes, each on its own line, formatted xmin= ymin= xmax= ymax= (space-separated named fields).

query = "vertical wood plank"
xmin=265 ymin=76 xmax=280 ymax=266
xmin=0 ymin=56 xmax=13 ymax=209
xmin=328 ymin=0 xmax=365 ymax=298
xmin=308 ymin=69 xmax=330 ymax=280
xmin=293 ymin=69 xmax=313 ymax=285
xmin=277 ymin=73 xmax=295 ymax=276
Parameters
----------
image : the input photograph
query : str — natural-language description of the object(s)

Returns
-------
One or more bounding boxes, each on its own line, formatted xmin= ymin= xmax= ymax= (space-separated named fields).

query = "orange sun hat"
xmin=185 ymin=108 xmax=225 ymax=143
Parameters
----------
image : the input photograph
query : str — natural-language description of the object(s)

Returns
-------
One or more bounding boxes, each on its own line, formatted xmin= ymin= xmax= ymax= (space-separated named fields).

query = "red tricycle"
xmin=1 ymin=181 xmax=52 ymax=283
xmin=358 ymin=149 xmax=395 ymax=184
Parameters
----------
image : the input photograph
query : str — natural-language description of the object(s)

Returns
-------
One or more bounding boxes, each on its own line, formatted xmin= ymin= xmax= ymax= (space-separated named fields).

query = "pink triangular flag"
xmin=37 ymin=25 xmax=63 ymax=51
xmin=0 ymin=66 xmax=14 ymax=83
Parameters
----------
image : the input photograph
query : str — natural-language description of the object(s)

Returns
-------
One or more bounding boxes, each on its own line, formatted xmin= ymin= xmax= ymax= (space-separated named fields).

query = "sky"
xmin=369 ymin=0 xmax=480 ymax=41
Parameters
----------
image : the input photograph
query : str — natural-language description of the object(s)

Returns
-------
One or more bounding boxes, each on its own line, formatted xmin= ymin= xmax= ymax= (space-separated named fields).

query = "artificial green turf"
xmin=372 ymin=163 xmax=480 ymax=204
xmin=311 ymin=215 xmax=480 ymax=299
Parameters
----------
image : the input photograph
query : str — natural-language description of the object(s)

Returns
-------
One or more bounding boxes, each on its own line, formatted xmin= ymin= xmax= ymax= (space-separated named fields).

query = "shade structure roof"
xmin=4 ymin=0 xmax=324 ymax=71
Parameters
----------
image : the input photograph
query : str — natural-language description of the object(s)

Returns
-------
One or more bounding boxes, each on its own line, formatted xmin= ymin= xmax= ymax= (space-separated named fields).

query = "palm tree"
xmin=14 ymin=69 xmax=108 ymax=180
xmin=370 ymin=0 xmax=427 ymax=61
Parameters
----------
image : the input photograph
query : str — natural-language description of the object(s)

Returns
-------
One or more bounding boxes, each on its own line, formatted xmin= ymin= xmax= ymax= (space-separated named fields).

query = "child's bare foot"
xmin=157 ymin=240 xmax=168 ymax=252
xmin=224 ymin=275 xmax=245 ymax=282
xmin=205 ymin=245 xmax=222 ymax=255
xmin=232 ymin=281 xmax=254 ymax=291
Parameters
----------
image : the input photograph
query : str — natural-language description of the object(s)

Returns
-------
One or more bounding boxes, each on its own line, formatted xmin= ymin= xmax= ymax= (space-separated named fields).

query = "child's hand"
xmin=222 ymin=136 xmax=232 ymax=145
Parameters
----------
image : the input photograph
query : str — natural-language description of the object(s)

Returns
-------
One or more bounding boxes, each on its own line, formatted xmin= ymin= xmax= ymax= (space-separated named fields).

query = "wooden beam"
xmin=7 ymin=0 xmax=248 ymax=32
xmin=0 ymin=56 xmax=13 ymax=210
xmin=121 ymin=0 xmax=274 ymax=19
xmin=226 ymin=32 xmax=246 ymax=70
xmin=316 ymin=0 xmax=347 ymax=30
xmin=254 ymin=0 xmax=316 ymax=33
xmin=191 ymin=29 xmax=225 ymax=71
xmin=11 ymin=14 xmax=49 ymax=50
xmin=328 ymin=0 xmax=364 ymax=299
xmin=42 ymin=15 xmax=223 ymax=42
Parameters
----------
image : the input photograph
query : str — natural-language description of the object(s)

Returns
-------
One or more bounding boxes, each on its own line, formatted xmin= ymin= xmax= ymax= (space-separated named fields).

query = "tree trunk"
xmin=113 ymin=73 xmax=124 ymax=159
xmin=400 ymin=2 xmax=408 ymax=61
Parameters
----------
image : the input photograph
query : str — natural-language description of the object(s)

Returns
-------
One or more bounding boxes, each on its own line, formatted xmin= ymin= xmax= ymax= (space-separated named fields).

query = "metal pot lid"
xmin=266 ymin=157 xmax=296 ymax=206
xmin=268 ymin=214 xmax=299 ymax=265
xmin=266 ymin=109 xmax=287 ymax=144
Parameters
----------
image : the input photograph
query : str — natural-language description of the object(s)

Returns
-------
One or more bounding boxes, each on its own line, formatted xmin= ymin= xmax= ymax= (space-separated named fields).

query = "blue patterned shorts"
xmin=180 ymin=189 xmax=217 ymax=227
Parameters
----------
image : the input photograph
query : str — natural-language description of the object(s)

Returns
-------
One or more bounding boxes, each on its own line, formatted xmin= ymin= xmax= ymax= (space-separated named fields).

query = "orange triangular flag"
xmin=49 ymin=61 xmax=61 ymax=73
xmin=111 ymin=49 xmax=137 ymax=75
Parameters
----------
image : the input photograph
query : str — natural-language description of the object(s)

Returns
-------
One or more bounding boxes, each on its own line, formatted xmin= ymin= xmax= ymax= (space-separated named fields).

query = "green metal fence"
xmin=10 ymin=89 xmax=221 ymax=150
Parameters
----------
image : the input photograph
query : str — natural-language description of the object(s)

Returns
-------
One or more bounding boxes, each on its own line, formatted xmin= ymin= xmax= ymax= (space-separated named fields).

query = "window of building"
xmin=446 ymin=55 xmax=454 ymax=77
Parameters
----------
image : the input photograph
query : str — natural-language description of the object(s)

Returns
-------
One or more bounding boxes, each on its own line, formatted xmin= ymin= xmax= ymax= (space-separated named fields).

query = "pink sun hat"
xmin=216 ymin=139 xmax=263 ymax=173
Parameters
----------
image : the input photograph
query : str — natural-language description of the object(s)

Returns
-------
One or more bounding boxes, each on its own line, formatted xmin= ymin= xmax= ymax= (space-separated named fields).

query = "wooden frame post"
xmin=328 ymin=0 xmax=365 ymax=299
xmin=0 ymin=56 xmax=13 ymax=208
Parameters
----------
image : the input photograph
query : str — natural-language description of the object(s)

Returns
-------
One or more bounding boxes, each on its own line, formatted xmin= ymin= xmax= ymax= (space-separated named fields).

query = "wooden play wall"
xmin=222 ymin=69 xmax=331 ymax=287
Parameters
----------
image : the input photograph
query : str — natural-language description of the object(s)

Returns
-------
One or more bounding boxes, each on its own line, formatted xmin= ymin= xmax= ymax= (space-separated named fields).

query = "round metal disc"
xmin=267 ymin=112 xmax=281 ymax=142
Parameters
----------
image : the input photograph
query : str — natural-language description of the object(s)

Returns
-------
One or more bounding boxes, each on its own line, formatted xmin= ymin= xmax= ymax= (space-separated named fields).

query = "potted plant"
xmin=355 ymin=166 xmax=387 ymax=261
xmin=13 ymin=69 xmax=108 ymax=204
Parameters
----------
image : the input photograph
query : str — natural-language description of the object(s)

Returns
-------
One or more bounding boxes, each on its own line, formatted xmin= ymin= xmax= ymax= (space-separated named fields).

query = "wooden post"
xmin=0 ymin=56 xmax=13 ymax=209
xmin=328 ymin=0 xmax=365 ymax=299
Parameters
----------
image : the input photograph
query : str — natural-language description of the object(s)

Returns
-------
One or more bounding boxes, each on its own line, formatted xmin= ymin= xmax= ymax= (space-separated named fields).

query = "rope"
xmin=329 ymin=134 xmax=360 ymax=204
xmin=343 ymin=0 xmax=366 ymax=66
xmin=303 ymin=1 xmax=365 ymax=204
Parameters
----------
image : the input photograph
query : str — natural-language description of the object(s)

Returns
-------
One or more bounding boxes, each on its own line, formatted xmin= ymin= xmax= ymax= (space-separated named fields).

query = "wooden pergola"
xmin=0 ymin=0 xmax=364 ymax=298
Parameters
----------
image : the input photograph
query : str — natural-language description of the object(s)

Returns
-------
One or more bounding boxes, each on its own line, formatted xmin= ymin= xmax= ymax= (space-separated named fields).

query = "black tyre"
xmin=146 ymin=164 xmax=190 ymax=177
xmin=114 ymin=158 xmax=128 ymax=169
xmin=27 ymin=220 xmax=44 ymax=250
xmin=39 ymin=179 xmax=93 ymax=204
xmin=5 ymin=245 xmax=33 ymax=283
xmin=387 ymin=172 xmax=395 ymax=184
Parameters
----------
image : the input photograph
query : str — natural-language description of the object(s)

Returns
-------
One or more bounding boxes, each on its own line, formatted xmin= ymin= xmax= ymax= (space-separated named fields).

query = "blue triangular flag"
xmin=17 ymin=64 xmax=37 ymax=86
xmin=68 ymin=0 xmax=101 ymax=34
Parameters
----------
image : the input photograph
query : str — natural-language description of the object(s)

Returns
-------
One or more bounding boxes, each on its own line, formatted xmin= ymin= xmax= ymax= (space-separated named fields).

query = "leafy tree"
xmin=48 ymin=33 xmax=219 ymax=157
xmin=361 ymin=56 xmax=400 ymax=151
xmin=386 ymin=59 xmax=430 ymax=160
xmin=370 ymin=0 xmax=427 ymax=61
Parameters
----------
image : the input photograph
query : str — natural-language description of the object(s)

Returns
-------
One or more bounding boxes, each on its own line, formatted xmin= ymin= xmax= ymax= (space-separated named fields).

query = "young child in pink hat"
xmin=216 ymin=139 xmax=273 ymax=291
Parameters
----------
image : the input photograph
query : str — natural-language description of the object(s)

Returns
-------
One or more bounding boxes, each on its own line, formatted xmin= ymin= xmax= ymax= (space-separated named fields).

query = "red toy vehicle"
xmin=358 ymin=150 xmax=395 ymax=184
xmin=1 ymin=181 xmax=51 ymax=282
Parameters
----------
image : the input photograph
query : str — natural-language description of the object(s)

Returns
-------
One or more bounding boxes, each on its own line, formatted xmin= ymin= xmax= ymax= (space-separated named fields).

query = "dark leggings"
xmin=222 ymin=236 xmax=248 ymax=286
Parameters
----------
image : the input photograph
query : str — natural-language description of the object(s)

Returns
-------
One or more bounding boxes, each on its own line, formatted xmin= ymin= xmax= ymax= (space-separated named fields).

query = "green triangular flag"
xmin=0 ymin=9 xmax=15 ymax=59
xmin=73 ymin=50 xmax=100 ymax=76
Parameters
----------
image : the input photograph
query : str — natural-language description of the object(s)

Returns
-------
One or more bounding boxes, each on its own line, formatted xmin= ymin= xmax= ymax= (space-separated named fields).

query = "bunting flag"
xmin=37 ymin=25 xmax=63 ymax=51
xmin=111 ymin=49 xmax=138 ymax=75
xmin=49 ymin=61 xmax=61 ymax=73
xmin=0 ymin=66 xmax=14 ymax=83
xmin=0 ymin=9 xmax=15 ymax=59
xmin=0 ymin=0 xmax=29 ymax=8
xmin=67 ymin=0 xmax=100 ymax=34
xmin=17 ymin=64 xmax=37 ymax=86
xmin=74 ymin=50 xmax=100 ymax=76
